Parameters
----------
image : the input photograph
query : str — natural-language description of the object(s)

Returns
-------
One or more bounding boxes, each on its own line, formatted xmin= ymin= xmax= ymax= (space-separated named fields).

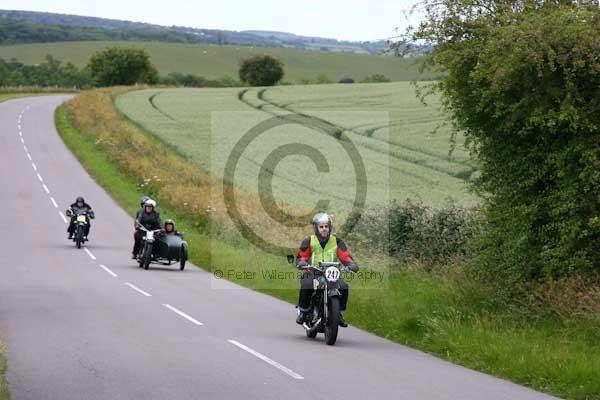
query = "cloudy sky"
xmin=1 ymin=0 xmax=423 ymax=42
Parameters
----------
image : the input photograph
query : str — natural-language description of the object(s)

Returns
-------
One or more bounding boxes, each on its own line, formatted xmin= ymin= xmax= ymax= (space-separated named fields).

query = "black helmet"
xmin=140 ymin=196 xmax=150 ymax=208
xmin=76 ymin=196 xmax=85 ymax=204
xmin=164 ymin=219 xmax=175 ymax=231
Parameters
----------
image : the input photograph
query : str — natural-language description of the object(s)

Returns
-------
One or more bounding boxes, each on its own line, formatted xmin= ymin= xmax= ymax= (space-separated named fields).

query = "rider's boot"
xmin=339 ymin=312 xmax=348 ymax=328
xmin=296 ymin=309 xmax=308 ymax=325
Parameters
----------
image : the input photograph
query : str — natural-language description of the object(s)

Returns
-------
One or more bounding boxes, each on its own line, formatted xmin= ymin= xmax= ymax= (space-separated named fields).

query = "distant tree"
xmin=88 ymin=47 xmax=157 ymax=86
xmin=238 ymin=55 xmax=284 ymax=86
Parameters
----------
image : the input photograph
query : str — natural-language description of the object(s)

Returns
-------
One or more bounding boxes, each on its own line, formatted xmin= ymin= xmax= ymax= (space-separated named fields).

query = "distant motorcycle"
xmin=288 ymin=257 xmax=354 ymax=346
xmin=66 ymin=208 xmax=94 ymax=249
xmin=135 ymin=221 xmax=188 ymax=271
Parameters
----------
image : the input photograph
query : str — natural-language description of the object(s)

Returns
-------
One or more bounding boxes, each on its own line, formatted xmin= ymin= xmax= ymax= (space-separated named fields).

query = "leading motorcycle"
xmin=288 ymin=256 xmax=354 ymax=346
xmin=66 ymin=208 xmax=94 ymax=249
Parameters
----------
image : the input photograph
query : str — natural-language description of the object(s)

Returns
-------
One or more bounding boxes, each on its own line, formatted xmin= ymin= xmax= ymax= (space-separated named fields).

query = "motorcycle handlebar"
xmin=135 ymin=221 xmax=162 ymax=233
xmin=68 ymin=209 xmax=94 ymax=219
xmin=299 ymin=263 xmax=355 ymax=273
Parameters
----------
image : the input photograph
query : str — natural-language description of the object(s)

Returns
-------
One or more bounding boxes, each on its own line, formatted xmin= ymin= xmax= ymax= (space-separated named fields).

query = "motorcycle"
xmin=287 ymin=256 xmax=354 ymax=346
xmin=136 ymin=221 xmax=188 ymax=271
xmin=66 ymin=208 xmax=94 ymax=249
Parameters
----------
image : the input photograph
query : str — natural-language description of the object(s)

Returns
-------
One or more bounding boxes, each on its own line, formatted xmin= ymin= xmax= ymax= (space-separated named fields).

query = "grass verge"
xmin=0 ymin=342 xmax=9 ymax=400
xmin=55 ymin=88 xmax=600 ymax=400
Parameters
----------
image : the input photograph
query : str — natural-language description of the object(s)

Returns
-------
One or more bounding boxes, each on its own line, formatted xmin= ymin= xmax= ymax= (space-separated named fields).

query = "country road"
xmin=0 ymin=95 xmax=560 ymax=400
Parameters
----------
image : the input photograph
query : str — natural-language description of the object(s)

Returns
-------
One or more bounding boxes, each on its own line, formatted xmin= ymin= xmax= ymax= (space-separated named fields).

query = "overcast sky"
xmin=1 ymin=0 xmax=423 ymax=42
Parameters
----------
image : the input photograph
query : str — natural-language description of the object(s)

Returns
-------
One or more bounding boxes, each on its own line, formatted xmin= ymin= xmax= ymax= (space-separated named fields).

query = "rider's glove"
xmin=297 ymin=260 xmax=309 ymax=269
xmin=347 ymin=262 xmax=359 ymax=273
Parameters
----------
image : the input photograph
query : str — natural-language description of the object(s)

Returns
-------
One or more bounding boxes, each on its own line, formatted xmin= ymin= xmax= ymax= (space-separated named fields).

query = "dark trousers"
xmin=68 ymin=218 xmax=90 ymax=236
xmin=132 ymin=229 xmax=144 ymax=255
xmin=298 ymin=272 xmax=349 ymax=312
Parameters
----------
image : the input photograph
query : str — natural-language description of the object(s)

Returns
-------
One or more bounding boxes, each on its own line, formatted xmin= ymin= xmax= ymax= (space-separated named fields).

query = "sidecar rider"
xmin=163 ymin=219 xmax=183 ymax=238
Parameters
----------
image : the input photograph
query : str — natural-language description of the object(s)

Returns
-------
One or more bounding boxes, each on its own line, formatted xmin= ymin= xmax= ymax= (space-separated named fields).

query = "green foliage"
xmin=299 ymin=74 xmax=335 ymax=84
xmin=88 ymin=47 xmax=158 ymax=86
xmin=0 ymin=54 xmax=91 ymax=88
xmin=349 ymin=201 xmax=481 ymax=265
xmin=160 ymin=72 xmax=241 ymax=88
xmin=238 ymin=55 xmax=284 ymax=86
xmin=315 ymin=73 xmax=333 ymax=84
xmin=361 ymin=74 xmax=390 ymax=83
xmin=412 ymin=1 xmax=600 ymax=282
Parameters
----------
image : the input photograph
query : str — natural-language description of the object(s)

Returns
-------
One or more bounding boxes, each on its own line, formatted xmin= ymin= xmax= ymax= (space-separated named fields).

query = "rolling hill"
xmin=0 ymin=41 xmax=423 ymax=82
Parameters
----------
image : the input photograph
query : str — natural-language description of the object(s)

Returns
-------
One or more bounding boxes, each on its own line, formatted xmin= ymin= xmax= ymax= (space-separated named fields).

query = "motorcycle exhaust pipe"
xmin=303 ymin=318 xmax=321 ymax=334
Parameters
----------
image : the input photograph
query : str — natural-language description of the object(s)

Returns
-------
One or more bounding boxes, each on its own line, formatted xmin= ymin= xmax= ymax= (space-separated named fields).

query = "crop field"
xmin=116 ymin=82 xmax=477 ymax=222
xmin=0 ymin=41 xmax=423 ymax=82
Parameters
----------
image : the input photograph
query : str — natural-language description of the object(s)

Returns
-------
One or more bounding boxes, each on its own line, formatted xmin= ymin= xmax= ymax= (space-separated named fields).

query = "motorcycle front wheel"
xmin=324 ymin=297 xmax=340 ymax=346
xmin=75 ymin=225 xmax=84 ymax=249
xmin=142 ymin=242 xmax=153 ymax=270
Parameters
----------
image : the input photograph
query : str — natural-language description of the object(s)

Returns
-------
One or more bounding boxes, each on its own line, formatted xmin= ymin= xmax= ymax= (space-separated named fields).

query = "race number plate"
xmin=325 ymin=267 xmax=340 ymax=282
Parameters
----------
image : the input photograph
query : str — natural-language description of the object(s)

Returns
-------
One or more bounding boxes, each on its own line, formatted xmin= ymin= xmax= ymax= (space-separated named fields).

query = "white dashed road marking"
xmin=84 ymin=248 xmax=96 ymax=260
xmin=162 ymin=304 xmax=204 ymax=326
xmin=227 ymin=340 xmax=304 ymax=380
xmin=99 ymin=264 xmax=118 ymax=278
xmin=125 ymin=282 xmax=152 ymax=297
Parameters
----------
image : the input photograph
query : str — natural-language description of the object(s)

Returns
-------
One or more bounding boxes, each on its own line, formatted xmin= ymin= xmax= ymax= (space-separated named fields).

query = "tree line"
xmin=0 ymin=47 xmax=390 ymax=88
xmin=0 ymin=49 xmax=241 ymax=88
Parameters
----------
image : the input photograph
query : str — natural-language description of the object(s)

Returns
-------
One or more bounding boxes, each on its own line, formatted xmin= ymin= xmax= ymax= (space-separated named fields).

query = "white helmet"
xmin=144 ymin=199 xmax=157 ymax=208
xmin=312 ymin=212 xmax=333 ymax=235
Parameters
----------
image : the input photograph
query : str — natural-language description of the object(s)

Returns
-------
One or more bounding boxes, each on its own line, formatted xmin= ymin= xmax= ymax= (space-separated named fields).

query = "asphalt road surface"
xmin=0 ymin=96 xmax=561 ymax=400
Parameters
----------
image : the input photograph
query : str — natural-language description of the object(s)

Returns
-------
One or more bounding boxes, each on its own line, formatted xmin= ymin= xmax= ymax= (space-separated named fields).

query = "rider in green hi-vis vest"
xmin=295 ymin=212 xmax=359 ymax=327
xmin=310 ymin=234 xmax=338 ymax=264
